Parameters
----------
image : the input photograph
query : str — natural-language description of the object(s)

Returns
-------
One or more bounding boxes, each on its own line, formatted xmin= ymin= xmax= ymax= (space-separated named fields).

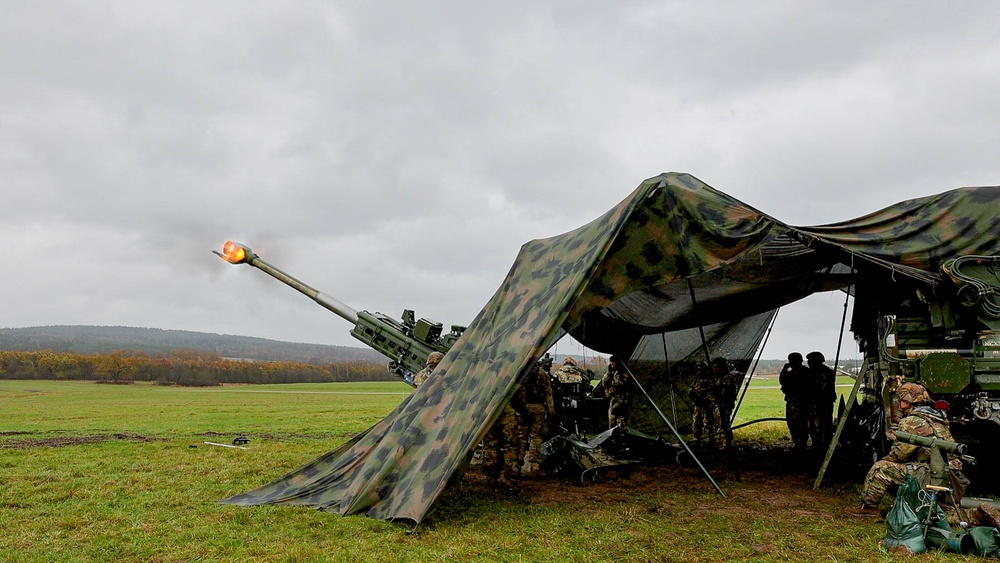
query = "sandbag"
xmin=882 ymin=477 xmax=926 ymax=555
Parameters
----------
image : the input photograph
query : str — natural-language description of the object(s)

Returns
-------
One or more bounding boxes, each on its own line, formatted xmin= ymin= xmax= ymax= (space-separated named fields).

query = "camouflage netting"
xmin=222 ymin=173 xmax=1000 ymax=523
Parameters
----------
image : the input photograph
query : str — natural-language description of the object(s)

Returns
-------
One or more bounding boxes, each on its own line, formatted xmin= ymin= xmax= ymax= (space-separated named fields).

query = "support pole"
xmin=687 ymin=279 xmax=713 ymax=366
xmin=814 ymin=358 xmax=868 ymax=489
xmin=661 ymin=333 xmax=679 ymax=429
xmin=814 ymin=286 xmax=854 ymax=489
xmin=621 ymin=360 xmax=726 ymax=498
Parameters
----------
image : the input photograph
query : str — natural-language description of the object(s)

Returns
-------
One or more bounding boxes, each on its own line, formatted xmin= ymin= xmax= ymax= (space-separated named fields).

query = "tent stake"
xmin=620 ymin=360 xmax=726 ymax=498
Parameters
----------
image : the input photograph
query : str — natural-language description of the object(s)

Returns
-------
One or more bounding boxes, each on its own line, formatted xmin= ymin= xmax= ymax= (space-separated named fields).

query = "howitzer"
xmin=894 ymin=430 xmax=976 ymax=489
xmin=214 ymin=241 xmax=466 ymax=382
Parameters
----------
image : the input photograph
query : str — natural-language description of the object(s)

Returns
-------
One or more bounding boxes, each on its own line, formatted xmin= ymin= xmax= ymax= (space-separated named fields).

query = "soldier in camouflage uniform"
xmin=411 ymin=351 xmax=444 ymax=387
xmin=597 ymin=355 xmax=635 ymax=428
xmin=711 ymin=358 xmax=742 ymax=451
xmin=554 ymin=356 xmax=587 ymax=384
xmin=482 ymin=389 xmax=526 ymax=487
xmin=690 ymin=362 xmax=720 ymax=450
xmin=806 ymin=351 xmax=837 ymax=451
xmin=519 ymin=364 xmax=555 ymax=475
xmin=856 ymin=382 xmax=963 ymax=514
xmin=779 ymin=352 xmax=810 ymax=454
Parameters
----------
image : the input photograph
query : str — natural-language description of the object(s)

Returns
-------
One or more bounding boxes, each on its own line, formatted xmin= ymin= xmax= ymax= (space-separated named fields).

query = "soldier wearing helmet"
xmin=596 ymin=355 xmax=635 ymax=428
xmin=412 ymin=351 xmax=445 ymax=387
xmin=806 ymin=351 xmax=837 ymax=452
xmin=554 ymin=356 xmax=587 ymax=384
xmin=519 ymin=363 xmax=555 ymax=476
xmin=855 ymin=382 xmax=964 ymax=515
xmin=711 ymin=358 xmax=743 ymax=452
xmin=779 ymin=352 xmax=810 ymax=454
xmin=690 ymin=361 xmax=720 ymax=451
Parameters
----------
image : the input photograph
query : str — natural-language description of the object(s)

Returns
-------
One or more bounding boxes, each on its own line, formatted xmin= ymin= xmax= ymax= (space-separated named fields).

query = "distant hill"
xmin=0 ymin=325 xmax=383 ymax=365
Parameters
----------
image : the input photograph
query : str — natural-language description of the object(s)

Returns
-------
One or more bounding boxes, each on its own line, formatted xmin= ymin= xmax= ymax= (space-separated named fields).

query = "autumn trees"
xmin=0 ymin=349 xmax=388 ymax=385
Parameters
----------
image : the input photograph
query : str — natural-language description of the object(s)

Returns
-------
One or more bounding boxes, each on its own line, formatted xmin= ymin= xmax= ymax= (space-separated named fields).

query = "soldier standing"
xmin=520 ymin=363 xmax=555 ymax=476
xmin=690 ymin=362 xmax=720 ymax=451
xmin=855 ymin=383 xmax=964 ymax=515
xmin=779 ymin=352 xmax=809 ymax=454
xmin=806 ymin=351 xmax=837 ymax=450
xmin=712 ymin=358 xmax=742 ymax=451
xmin=482 ymin=389 xmax=526 ymax=487
xmin=599 ymin=355 xmax=634 ymax=428
xmin=412 ymin=351 xmax=444 ymax=387
xmin=539 ymin=353 xmax=554 ymax=374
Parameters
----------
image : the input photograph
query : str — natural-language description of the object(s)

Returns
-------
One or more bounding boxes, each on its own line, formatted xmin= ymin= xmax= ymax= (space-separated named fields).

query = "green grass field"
xmin=0 ymin=378 xmax=961 ymax=562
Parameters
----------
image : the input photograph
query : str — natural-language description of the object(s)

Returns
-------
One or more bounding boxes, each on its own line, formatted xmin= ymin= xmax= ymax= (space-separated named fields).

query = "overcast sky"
xmin=3 ymin=1 xmax=998 ymax=362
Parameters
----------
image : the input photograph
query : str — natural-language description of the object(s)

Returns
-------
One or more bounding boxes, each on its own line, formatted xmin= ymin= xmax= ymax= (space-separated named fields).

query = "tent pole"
xmin=621 ymin=360 xmax=726 ymax=498
xmin=687 ymin=279 xmax=713 ymax=365
xmin=814 ymin=358 xmax=868 ymax=489
xmin=814 ymin=286 xmax=855 ymax=489
xmin=661 ymin=332 xmax=679 ymax=428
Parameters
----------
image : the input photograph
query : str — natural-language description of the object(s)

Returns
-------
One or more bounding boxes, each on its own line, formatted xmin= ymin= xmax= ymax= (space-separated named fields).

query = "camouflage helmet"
xmin=897 ymin=382 xmax=931 ymax=405
xmin=426 ymin=351 xmax=445 ymax=366
xmin=563 ymin=357 xmax=577 ymax=367
xmin=806 ymin=351 xmax=825 ymax=364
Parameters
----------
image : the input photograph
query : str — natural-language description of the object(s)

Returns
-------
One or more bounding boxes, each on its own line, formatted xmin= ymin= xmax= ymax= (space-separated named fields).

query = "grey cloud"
xmin=3 ymin=1 xmax=999 ymax=357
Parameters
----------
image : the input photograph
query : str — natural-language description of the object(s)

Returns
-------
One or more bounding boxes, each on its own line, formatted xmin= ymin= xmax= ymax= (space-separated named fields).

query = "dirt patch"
xmin=1 ymin=432 xmax=160 ymax=449
xmin=457 ymin=444 xmax=860 ymax=518
xmin=197 ymin=431 xmax=356 ymax=441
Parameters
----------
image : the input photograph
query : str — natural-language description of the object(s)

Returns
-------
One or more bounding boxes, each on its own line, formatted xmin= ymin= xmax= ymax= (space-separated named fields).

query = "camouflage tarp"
xmin=222 ymin=173 xmax=1000 ymax=523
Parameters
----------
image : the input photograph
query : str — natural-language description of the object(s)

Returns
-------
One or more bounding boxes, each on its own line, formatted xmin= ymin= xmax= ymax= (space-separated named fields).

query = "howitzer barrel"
xmin=214 ymin=241 xmax=359 ymax=324
xmin=215 ymin=240 xmax=464 ymax=380
xmin=895 ymin=431 xmax=968 ymax=456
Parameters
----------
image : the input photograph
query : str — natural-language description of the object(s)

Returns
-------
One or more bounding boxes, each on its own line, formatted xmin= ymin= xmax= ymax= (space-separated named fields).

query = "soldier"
xmin=411 ymin=351 xmax=444 ymax=387
xmin=519 ymin=364 xmax=555 ymax=475
xmin=554 ymin=356 xmax=587 ymax=384
xmin=598 ymin=355 xmax=634 ymax=428
xmin=690 ymin=362 xmax=720 ymax=451
xmin=806 ymin=351 xmax=837 ymax=451
xmin=539 ymin=352 xmax=554 ymax=374
xmin=481 ymin=402 xmax=522 ymax=487
xmin=854 ymin=382 xmax=964 ymax=515
xmin=711 ymin=357 xmax=742 ymax=451
xmin=779 ymin=352 xmax=809 ymax=454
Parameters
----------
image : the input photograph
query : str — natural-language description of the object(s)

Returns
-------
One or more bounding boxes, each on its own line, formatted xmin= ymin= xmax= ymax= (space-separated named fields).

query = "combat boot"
xmin=845 ymin=503 xmax=881 ymax=517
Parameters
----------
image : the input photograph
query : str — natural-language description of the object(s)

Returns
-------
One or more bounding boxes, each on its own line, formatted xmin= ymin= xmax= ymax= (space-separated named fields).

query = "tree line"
xmin=0 ymin=325 xmax=383 ymax=364
xmin=0 ymin=349 xmax=393 ymax=386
